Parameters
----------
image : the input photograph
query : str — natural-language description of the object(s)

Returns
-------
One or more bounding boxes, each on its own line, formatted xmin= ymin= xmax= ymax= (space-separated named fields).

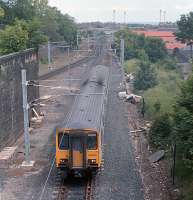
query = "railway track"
xmin=39 ymin=37 xmax=108 ymax=200
xmin=39 ymin=37 xmax=105 ymax=80
xmin=55 ymin=172 xmax=95 ymax=200
xmin=39 ymin=51 xmax=95 ymax=80
xmin=56 ymin=171 xmax=67 ymax=200
xmin=85 ymin=176 xmax=93 ymax=200
xmin=49 ymin=49 xmax=104 ymax=200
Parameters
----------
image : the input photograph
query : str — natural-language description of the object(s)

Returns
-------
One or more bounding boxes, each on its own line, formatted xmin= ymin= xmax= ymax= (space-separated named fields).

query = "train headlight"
xmin=88 ymin=159 xmax=96 ymax=164
xmin=60 ymin=159 xmax=68 ymax=163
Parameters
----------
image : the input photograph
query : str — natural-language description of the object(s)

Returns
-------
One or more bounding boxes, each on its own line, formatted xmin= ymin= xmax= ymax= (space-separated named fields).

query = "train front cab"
xmin=56 ymin=128 xmax=101 ymax=175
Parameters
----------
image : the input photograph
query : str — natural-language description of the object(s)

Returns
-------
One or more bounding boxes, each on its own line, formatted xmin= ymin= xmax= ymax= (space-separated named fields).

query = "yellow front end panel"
xmin=72 ymin=150 xmax=83 ymax=168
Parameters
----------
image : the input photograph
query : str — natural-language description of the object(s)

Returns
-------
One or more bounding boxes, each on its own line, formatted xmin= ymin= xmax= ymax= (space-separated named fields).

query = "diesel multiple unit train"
xmin=55 ymin=65 xmax=109 ymax=176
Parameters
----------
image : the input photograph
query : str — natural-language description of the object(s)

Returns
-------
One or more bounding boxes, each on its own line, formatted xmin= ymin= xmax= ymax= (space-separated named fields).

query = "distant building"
xmin=133 ymin=30 xmax=186 ymax=50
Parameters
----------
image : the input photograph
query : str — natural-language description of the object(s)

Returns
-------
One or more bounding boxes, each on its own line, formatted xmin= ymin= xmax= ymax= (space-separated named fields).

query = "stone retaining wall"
xmin=0 ymin=49 xmax=39 ymax=149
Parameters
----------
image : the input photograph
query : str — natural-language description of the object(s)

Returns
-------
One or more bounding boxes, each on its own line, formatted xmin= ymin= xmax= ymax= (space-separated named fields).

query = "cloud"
xmin=48 ymin=0 xmax=193 ymax=22
xmin=175 ymin=4 xmax=193 ymax=10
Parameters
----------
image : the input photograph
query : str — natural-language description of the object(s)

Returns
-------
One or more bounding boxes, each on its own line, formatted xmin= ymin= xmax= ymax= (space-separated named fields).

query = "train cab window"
xmin=87 ymin=133 xmax=97 ymax=150
xmin=58 ymin=133 xmax=69 ymax=150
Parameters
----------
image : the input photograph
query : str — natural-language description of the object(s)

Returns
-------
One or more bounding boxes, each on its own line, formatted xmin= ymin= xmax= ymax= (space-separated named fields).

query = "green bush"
xmin=114 ymin=28 xmax=167 ymax=63
xmin=173 ymin=76 xmax=193 ymax=156
xmin=124 ymin=59 xmax=139 ymax=74
xmin=0 ymin=0 xmax=78 ymax=53
xmin=156 ymin=57 xmax=177 ymax=70
xmin=144 ymin=85 xmax=176 ymax=117
xmin=134 ymin=60 xmax=157 ymax=91
xmin=144 ymin=37 xmax=167 ymax=62
xmin=149 ymin=113 xmax=172 ymax=148
xmin=0 ymin=21 xmax=28 ymax=54
xmin=40 ymin=56 xmax=48 ymax=64
xmin=143 ymin=67 xmax=181 ymax=117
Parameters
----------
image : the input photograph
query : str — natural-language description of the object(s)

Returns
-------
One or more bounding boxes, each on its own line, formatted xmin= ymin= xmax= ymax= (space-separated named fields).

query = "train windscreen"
xmin=87 ymin=133 xmax=97 ymax=150
xmin=58 ymin=133 xmax=69 ymax=150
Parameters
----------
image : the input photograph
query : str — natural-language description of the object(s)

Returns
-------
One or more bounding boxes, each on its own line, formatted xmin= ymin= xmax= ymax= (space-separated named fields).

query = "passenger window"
xmin=87 ymin=133 xmax=97 ymax=150
xmin=58 ymin=133 xmax=69 ymax=150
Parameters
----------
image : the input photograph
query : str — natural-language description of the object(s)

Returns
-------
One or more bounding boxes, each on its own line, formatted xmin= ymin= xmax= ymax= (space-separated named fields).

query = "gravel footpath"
xmin=94 ymin=57 xmax=144 ymax=200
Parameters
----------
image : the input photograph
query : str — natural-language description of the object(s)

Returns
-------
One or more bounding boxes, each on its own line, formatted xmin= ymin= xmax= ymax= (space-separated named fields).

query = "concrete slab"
xmin=21 ymin=160 xmax=35 ymax=167
xmin=0 ymin=146 xmax=18 ymax=168
xmin=149 ymin=150 xmax=165 ymax=163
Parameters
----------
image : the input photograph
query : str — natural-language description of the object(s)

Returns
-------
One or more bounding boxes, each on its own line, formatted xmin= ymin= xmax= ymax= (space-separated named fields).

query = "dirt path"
xmin=126 ymin=81 xmax=172 ymax=200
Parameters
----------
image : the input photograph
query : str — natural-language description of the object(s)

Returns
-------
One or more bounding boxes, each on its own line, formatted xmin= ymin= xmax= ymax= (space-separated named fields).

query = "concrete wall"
xmin=0 ymin=49 xmax=39 ymax=149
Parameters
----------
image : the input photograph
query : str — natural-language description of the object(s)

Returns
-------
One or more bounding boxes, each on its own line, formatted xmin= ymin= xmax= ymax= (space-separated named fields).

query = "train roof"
xmin=61 ymin=65 xmax=109 ymax=131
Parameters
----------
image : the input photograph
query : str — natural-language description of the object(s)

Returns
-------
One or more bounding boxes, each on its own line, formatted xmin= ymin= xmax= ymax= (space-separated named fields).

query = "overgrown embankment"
xmin=116 ymin=28 xmax=193 ymax=199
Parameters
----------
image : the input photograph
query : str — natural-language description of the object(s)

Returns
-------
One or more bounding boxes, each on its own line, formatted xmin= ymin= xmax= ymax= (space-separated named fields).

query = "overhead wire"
xmin=30 ymin=79 xmax=81 ymax=82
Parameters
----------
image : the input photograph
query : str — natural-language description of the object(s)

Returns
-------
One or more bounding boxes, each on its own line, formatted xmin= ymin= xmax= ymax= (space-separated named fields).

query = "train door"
xmin=71 ymin=136 xmax=84 ymax=168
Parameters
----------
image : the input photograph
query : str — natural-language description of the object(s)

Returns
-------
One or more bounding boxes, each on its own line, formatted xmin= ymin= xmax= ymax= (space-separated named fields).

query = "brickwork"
xmin=0 ymin=49 xmax=39 ymax=149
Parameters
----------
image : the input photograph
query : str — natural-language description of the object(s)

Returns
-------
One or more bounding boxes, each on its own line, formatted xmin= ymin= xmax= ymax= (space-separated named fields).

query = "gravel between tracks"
xmin=94 ymin=57 xmax=144 ymax=200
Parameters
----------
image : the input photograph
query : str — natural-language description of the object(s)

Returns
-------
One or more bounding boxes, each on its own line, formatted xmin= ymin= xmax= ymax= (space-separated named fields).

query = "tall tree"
xmin=173 ymin=75 xmax=193 ymax=168
xmin=114 ymin=28 xmax=167 ymax=62
xmin=0 ymin=0 xmax=78 ymax=53
xmin=134 ymin=60 xmax=157 ymax=90
xmin=0 ymin=20 xmax=28 ymax=54
xmin=32 ymin=0 xmax=48 ymax=17
xmin=175 ymin=12 xmax=193 ymax=61
xmin=39 ymin=7 xmax=62 ymax=41
xmin=20 ymin=18 xmax=48 ymax=49
xmin=6 ymin=0 xmax=35 ymax=20
xmin=144 ymin=37 xmax=167 ymax=62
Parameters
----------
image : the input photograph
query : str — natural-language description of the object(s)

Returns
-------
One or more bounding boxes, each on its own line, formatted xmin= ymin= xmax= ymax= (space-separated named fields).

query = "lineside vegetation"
xmin=115 ymin=22 xmax=193 ymax=199
xmin=0 ymin=0 xmax=78 ymax=55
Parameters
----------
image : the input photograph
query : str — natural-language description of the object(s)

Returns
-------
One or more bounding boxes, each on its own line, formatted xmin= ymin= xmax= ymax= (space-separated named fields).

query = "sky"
xmin=48 ymin=0 xmax=193 ymax=23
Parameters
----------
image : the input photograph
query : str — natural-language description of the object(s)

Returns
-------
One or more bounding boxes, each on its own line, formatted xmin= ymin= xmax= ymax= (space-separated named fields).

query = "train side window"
xmin=58 ymin=133 xmax=69 ymax=150
xmin=87 ymin=133 xmax=97 ymax=150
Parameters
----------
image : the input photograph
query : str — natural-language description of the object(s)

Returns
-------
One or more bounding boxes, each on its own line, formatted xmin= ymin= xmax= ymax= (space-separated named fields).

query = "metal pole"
xmin=67 ymin=47 xmax=70 ymax=57
xmin=124 ymin=11 xmax=126 ymax=25
xmin=88 ymin=34 xmax=90 ymax=50
xmin=48 ymin=41 xmax=51 ymax=70
xmin=120 ymin=38 xmax=125 ymax=65
xmin=113 ymin=9 xmax=116 ymax=24
xmin=112 ymin=32 xmax=114 ymax=44
xmin=141 ymin=97 xmax=145 ymax=118
xmin=21 ymin=69 xmax=30 ymax=164
xmin=190 ymin=43 xmax=193 ymax=62
xmin=66 ymin=46 xmax=71 ymax=92
xmin=160 ymin=9 xmax=162 ymax=24
xmin=77 ymin=32 xmax=79 ymax=49
xmin=172 ymin=143 xmax=176 ymax=185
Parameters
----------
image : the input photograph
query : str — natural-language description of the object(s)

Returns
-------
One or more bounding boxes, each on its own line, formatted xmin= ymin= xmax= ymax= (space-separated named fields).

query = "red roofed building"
xmin=133 ymin=30 xmax=186 ymax=50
